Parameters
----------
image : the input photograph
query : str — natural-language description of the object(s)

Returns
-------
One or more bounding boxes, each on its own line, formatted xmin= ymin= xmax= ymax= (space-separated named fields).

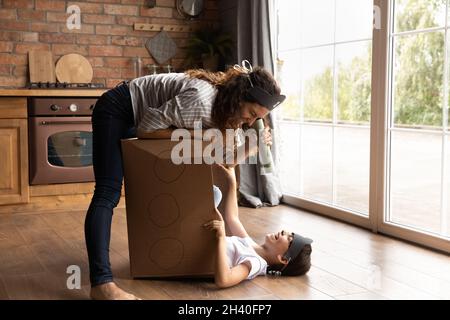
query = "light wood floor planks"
xmin=0 ymin=205 xmax=449 ymax=300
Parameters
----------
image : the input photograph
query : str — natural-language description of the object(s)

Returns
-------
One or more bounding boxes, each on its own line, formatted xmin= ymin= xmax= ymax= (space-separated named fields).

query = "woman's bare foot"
xmin=90 ymin=282 xmax=141 ymax=300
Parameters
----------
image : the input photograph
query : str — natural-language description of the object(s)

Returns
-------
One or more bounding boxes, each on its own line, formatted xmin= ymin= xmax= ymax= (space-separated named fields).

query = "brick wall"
xmin=0 ymin=0 xmax=219 ymax=88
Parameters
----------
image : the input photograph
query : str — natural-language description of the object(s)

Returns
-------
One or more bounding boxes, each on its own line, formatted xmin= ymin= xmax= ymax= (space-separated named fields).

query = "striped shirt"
xmin=128 ymin=73 xmax=218 ymax=132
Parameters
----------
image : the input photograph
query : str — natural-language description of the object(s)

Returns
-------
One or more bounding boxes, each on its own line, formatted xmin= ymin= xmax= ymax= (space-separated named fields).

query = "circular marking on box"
xmin=154 ymin=149 xmax=186 ymax=183
xmin=147 ymin=194 xmax=180 ymax=228
xmin=149 ymin=238 xmax=184 ymax=270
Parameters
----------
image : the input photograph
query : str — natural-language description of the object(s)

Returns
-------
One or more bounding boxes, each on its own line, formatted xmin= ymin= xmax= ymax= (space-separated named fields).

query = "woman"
xmin=85 ymin=61 xmax=285 ymax=300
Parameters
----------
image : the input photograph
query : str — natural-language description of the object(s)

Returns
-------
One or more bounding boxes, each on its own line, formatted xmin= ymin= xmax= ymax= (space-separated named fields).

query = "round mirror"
xmin=177 ymin=0 xmax=204 ymax=19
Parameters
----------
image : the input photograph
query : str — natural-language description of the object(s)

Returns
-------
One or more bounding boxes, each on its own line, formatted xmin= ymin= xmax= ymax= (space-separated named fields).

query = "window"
xmin=388 ymin=0 xmax=449 ymax=237
xmin=275 ymin=0 xmax=373 ymax=216
xmin=274 ymin=0 xmax=450 ymax=252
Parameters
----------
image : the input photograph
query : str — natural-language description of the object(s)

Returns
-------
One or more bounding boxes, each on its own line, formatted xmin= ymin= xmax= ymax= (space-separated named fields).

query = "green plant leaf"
xmin=182 ymin=28 xmax=235 ymax=68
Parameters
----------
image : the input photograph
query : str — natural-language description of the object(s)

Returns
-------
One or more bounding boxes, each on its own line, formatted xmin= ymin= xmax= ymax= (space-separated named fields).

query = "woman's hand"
xmin=203 ymin=208 xmax=226 ymax=239
xmin=262 ymin=126 xmax=272 ymax=147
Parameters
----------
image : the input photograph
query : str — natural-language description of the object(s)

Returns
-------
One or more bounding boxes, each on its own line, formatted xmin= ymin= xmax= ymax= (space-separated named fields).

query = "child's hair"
xmin=267 ymin=244 xmax=312 ymax=276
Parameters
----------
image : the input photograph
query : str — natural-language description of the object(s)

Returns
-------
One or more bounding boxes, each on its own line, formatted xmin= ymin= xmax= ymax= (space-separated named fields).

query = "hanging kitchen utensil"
xmin=146 ymin=30 xmax=178 ymax=65
xmin=28 ymin=51 xmax=56 ymax=83
xmin=55 ymin=53 xmax=93 ymax=84
xmin=177 ymin=0 xmax=205 ymax=19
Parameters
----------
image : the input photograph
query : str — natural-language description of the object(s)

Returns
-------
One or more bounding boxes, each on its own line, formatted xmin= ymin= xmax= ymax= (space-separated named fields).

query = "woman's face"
xmin=238 ymin=102 xmax=270 ymax=127
xmin=263 ymin=230 xmax=293 ymax=264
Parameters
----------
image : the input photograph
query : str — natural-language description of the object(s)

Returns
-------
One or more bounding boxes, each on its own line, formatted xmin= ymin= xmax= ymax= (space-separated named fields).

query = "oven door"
xmin=29 ymin=116 xmax=94 ymax=185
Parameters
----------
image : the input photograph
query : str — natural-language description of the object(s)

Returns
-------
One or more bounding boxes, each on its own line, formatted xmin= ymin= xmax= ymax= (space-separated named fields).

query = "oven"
xmin=28 ymin=97 xmax=98 ymax=185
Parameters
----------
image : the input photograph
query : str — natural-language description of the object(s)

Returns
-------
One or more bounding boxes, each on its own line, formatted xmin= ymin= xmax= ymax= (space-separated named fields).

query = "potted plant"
xmin=183 ymin=28 xmax=234 ymax=71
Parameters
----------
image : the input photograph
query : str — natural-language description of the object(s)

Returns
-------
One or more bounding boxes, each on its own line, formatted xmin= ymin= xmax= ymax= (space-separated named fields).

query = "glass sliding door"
xmin=384 ymin=0 xmax=450 ymax=243
xmin=275 ymin=0 xmax=373 ymax=222
xmin=273 ymin=0 xmax=450 ymax=252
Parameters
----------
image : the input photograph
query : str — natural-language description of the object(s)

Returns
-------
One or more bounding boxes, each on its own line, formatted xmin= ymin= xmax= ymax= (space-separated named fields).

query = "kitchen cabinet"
xmin=0 ymin=98 xmax=29 ymax=205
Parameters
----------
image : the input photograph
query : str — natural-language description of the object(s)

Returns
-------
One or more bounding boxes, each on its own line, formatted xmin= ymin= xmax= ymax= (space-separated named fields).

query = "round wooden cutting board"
xmin=55 ymin=53 xmax=93 ymax=83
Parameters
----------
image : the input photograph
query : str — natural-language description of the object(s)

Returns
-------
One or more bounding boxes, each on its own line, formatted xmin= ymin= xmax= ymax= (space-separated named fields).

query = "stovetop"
xmin=28 ymin=82 xmax=105 ymax=89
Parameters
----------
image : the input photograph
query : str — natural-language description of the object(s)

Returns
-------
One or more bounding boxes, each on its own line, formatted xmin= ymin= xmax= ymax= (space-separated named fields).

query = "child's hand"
xmin=204 ymin=210 xmax=226 ymax=239
xmin=214 ymin=163 xmax=238 ymax=188
xmin=216 ymin=163 xmax=236 ymax=179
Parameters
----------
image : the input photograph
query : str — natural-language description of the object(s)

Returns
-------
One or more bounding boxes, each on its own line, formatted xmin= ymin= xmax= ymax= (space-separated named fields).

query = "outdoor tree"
xmin=279 ymin=0 xmax=447 ymax=128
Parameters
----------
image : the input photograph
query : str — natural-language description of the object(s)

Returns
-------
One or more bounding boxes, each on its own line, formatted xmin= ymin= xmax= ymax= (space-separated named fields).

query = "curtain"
xmin=234 ymin=0 xmax=283 ymax=207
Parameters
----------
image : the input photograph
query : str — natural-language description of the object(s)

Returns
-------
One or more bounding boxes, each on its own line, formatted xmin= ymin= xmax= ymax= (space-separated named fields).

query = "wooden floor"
xmin=1 ymin=204 xmax=450 ymax=300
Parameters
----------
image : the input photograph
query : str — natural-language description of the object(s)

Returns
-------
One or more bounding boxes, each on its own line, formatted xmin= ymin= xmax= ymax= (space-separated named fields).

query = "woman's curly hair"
xmin=185 ymin=65 xmax=281 ymax=130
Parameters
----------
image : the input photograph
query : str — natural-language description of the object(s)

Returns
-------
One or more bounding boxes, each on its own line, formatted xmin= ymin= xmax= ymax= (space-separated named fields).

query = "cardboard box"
xmin=121 ymin=138 xmax=217 ymax=278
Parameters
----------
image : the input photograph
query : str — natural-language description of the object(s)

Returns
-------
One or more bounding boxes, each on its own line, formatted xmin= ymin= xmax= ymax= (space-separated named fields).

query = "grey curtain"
xmin=233 ymin=0 xmax=283 ymax=207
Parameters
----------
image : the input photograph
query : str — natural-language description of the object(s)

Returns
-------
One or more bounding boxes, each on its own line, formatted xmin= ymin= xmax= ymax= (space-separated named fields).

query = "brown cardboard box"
xmin=121 ymin=138 xmax=217 ymax=278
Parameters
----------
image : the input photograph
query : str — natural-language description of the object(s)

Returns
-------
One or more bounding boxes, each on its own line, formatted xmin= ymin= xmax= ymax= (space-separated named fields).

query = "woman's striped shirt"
xmin=128 ymin=73 xmax=218 ymax=132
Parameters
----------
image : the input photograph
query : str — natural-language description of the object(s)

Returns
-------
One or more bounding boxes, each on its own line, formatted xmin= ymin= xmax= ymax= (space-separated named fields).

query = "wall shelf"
xmin=134 ymin=23 xmax=194 ymax=33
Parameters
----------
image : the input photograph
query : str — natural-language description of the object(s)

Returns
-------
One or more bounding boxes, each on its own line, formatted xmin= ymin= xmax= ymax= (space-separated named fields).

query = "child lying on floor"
xmin=206 ymin=168 xmax=313 ymax=288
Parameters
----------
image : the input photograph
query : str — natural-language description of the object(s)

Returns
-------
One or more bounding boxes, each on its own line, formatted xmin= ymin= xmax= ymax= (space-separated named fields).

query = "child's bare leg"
xmin=212 ymin=164 xmax=248 ymax=237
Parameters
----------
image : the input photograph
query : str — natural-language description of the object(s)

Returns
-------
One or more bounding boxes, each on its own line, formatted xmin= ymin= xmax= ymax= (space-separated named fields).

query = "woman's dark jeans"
xmin=85 ymin=82 xmax=136 ymax=287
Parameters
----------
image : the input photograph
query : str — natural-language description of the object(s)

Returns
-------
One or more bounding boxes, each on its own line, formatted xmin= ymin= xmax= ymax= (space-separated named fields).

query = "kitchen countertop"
xmin=0 ymin=89 xmax=107 ymax=97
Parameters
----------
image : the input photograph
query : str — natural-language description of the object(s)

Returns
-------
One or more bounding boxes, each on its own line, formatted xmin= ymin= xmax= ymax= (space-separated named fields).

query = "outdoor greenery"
xmin=279 ymin=0 xmax=448 ymax=128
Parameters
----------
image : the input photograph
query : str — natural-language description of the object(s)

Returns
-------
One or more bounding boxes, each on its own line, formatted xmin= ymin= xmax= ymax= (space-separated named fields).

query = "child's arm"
xmin=204 ymin=209 xmax=250 ymax=288
xmin=212 ymin=164 xmax=249 ymax=238
xmin=211 ymin=127 xmax=272 ymax=236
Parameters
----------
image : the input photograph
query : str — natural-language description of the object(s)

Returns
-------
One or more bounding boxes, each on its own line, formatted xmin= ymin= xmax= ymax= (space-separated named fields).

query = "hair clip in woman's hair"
xmin=234 ymin=60 xmax=255 ymax=87
xmin=233 ymin=60 xmax=253 ymax=74
xmin=267 ymin=270 xmax=282 ymax=277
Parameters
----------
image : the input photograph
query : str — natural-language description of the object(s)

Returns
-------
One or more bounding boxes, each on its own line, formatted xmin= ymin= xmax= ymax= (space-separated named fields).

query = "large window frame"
xmin=275 ymin=0 xmax=450 ymax=253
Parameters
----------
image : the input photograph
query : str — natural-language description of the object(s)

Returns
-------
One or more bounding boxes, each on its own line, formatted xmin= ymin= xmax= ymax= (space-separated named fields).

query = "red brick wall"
xmin=0 ymin=0 xmax=219 ymax=88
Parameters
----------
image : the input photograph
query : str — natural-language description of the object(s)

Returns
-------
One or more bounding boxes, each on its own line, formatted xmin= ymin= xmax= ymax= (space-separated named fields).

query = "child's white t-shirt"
xmin=225 ymin=236 xmax=267 ymax=279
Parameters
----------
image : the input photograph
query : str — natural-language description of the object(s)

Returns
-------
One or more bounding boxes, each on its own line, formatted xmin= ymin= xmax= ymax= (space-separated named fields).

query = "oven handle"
xmin=40 ymin=120 xmax=92 ymax=125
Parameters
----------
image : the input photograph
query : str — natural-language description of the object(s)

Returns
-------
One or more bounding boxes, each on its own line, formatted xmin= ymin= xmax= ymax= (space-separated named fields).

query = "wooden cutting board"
xmin=55 ymin=53 xmax=93 ymax=83
xmin=28 ymin=51 xmax=56 ymax=83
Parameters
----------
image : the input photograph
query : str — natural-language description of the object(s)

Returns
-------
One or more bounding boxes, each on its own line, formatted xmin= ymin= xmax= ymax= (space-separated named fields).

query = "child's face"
xmin=263 ymin=230 xmax=293 ymax=264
